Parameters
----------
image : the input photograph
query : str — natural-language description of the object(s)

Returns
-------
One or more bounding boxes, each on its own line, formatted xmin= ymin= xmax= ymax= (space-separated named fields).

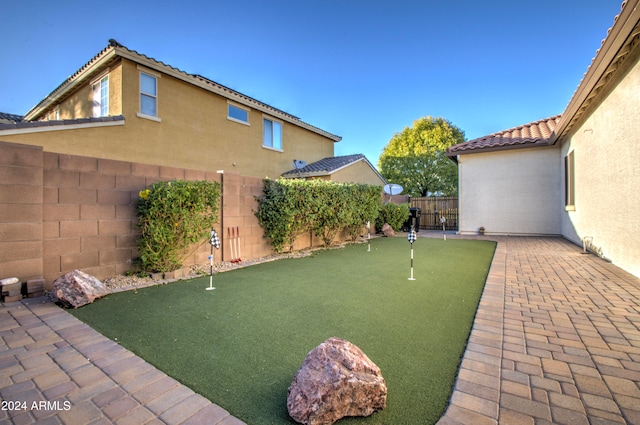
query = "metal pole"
xmin=207 ymin=228 xmax=220 ymax=291
xmin=366 ymin=221 xmax=371 ymax=252
xmin=207 ymin=245 xmax=215 ymax=291
xmin=409 ymin=242 xmax=415 ymax=280
xmin=408 ymin=227 xmax=416 ymax=280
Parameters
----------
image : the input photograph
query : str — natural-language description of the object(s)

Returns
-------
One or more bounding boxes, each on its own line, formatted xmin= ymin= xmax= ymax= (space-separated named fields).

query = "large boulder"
xmin=52 ymin=270 xmax=110 ymax=308
xmin=287 ymin=337 xmax=387 ymax=425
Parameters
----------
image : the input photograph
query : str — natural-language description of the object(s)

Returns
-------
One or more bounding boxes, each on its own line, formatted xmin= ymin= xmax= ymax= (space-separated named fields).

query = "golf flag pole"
xmin=366 ymin=221 xmax=371 ymax=252
xmin=440 ymin=216 xmax=447 ymax=241
xmin=408 ymin=227 xmax=416 ymax=280
xmin=207 ymin=229 xmax=220 ymax=291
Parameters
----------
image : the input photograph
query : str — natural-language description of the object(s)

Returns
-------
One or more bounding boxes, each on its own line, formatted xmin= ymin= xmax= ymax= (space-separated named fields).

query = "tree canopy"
xmin=378 ymin=116 xmax=465 ymax=197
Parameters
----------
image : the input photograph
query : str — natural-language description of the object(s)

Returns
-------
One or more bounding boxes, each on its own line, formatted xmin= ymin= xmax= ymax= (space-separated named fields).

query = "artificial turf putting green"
xmin=70 ymin=236 xmax=496 ymax=424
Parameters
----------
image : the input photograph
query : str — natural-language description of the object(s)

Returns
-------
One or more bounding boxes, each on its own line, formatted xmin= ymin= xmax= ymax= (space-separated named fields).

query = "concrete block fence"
xmin=0 ymin=140 xmax=332 ymax=289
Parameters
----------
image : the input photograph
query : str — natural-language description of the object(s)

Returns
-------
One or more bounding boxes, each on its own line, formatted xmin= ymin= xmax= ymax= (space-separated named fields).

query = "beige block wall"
xmin=0 ymin=142 xmax=44 ymax=282
xmin=38 ymin=151 xmax=226 ymax=285
xmin=0 ymin=141 xmax=352 ymax=288
xmin=560 ymin=57 xmax=640 ymax=278
xmin=457 ymin=146 xmax=561 ymax=235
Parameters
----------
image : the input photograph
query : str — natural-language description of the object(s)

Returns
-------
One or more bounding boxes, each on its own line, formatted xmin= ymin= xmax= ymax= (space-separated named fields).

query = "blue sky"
xmin=0 ymin=1 xmax=622 ymax=165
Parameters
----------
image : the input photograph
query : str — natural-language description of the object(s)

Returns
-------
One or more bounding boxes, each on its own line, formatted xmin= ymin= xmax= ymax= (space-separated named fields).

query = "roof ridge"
xmin=486 ymin=114 xmax=562 ymax=138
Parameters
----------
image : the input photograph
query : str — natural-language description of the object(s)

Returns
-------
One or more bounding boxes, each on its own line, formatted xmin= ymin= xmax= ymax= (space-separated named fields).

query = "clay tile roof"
xmin=447 ymin=115 xmax=561 ymax=157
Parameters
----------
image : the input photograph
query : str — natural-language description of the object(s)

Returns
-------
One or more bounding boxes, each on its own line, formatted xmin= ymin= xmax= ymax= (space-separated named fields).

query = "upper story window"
xmin=263 ymin=118 xmax=282 ymax=150
xmin=228 ymin=103 xmax=249 ymax=124
xmin=140 ymin=72 xmax=158 ymax=117
xmin=92 ymin=75 xmax=109 ymax=117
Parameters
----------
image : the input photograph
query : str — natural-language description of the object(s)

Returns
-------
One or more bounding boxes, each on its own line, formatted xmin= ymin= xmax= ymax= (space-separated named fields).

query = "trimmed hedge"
xmin=376 ymin=202 xmax=410 ymax=233
xmin=136 ymin=180 xmax=221 ymax=273
xmin=255 ymin=179 xmax=381 ymax=252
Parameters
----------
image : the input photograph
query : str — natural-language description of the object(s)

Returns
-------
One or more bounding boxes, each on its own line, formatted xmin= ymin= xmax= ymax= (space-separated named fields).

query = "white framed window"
xmin=263 ymin=118 xmax=282 ymax=150
xmin=227 ymin=103 xmax=249 ymax=125
xmin=564 ymin=151 xmax=575 ymax=210
xmin=140 ymin=72 xmax=158 ymax=117
xmin=92 ymin=75 xmax=109 ymax=117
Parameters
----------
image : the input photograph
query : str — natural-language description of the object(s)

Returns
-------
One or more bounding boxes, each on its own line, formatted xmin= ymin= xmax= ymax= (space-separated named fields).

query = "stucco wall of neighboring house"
xmin=457 ymin=146 xmax=561 ymax=235
xmin=49 ymin=61 xmax=124 ymax=120
xmin=2 ymin=58 xmax=335 ymax=181
xmin=330 ymin=160 xmax=385 ymax=186
xmin=560 ymin=56 xmax=640 ymax=278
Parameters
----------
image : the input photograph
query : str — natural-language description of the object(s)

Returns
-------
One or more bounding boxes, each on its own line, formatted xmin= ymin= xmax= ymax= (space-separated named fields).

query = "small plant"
xmin=255 ymin=179 xmax=381 ymax=252
xmin=376 ymin=203 xmax=410 ymax=232
xmin=136 ymin=179 xmax=221 ymax=273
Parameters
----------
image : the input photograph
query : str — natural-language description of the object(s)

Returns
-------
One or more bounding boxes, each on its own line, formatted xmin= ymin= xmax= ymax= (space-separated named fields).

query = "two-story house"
xmin=0 ymin=39 xmax=358 ymax=181
xmin=0 ymin=40 xmax=386 ymax=286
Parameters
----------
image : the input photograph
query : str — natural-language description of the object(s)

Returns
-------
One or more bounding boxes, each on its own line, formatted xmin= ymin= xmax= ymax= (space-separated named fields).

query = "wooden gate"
xmin=409 ymin=196 xmax=458 ymax=230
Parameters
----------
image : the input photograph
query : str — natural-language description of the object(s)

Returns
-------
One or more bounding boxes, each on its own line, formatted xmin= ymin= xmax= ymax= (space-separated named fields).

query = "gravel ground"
xmin=102 ymin=250 xmax=314 ymax=292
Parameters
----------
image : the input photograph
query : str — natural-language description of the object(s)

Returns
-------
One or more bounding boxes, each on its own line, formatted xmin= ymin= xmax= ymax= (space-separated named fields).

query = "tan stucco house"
xmin=281 ymin=154 xmax=387 ymax=186
xmin=0 ymin=40 xmax=376 ymax=183
xmin=447 ymin=0 xmax=640 ymax=278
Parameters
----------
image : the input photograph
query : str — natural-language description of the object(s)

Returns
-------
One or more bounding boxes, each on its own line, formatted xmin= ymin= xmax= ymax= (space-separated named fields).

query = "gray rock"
xmin=287 ymin=337 xmax=387 ymax=425
xmin=52 ymin=270 xmax=110 ymax=308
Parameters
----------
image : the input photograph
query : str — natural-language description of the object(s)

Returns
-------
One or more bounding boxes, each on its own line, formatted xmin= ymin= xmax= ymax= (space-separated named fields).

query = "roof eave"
xmin=282 ymin=170 xmax=329 ymax=178
xmin=551 ymin=0 xmax=640 ymax=144
xmin=447 ymin=140 xmax=551 ymax=157
xmin=25 ymin=48 xmax=118 ymax=121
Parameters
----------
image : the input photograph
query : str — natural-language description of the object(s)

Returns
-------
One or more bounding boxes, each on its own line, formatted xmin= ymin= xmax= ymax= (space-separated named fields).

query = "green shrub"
xmin=136 ymin=180 xmax=221 ymax=273
xmin=376 ymin=202 xmax=410 ymax=232
xmin=255 ymin=179 xmax=381 ymax=252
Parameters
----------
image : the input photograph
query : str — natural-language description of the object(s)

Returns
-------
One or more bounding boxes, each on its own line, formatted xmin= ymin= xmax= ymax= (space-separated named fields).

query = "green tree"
xmin=378 ymin=116 xmax=464 ymax=197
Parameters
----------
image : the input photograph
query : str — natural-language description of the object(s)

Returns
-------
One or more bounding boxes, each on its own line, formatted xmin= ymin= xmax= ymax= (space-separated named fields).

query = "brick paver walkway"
xmin=2 ymin=235 xmax=639 ymax=424
xmin=437 ymin=235 xmax=640 ymax=425
xmin=0 ymin=298 xmax=245 ymax=424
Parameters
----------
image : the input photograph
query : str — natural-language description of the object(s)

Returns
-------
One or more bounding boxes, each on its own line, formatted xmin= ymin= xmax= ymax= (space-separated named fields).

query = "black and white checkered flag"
xmin=209 ymin=229 xmax=220 ymax=249
xmin=408 ymin=228 xmax=417 ymax=243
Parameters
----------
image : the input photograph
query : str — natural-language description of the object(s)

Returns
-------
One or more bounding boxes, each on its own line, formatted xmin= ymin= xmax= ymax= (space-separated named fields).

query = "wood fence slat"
xmin=409 ymin=196 xmax=458 ymax=230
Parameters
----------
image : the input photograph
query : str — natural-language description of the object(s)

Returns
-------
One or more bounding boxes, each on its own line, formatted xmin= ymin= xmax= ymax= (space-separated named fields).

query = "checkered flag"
xmin=408 ymin=228 xmax=417 ymax=243
xmin=209 ymin=229 xmax=220 ymax=249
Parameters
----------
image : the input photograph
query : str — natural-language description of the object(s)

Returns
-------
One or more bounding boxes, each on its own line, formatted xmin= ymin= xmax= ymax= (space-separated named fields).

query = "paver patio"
xmin=0 ymin=297 xmax=245 ymax=424
xmin=436 ymin=235 xmax=640 ymax=425
xmin=1 ymin=235 xmax=639 ymax=424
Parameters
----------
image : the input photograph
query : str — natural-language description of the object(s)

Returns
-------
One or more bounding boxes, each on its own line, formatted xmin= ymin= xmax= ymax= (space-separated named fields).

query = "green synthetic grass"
xmin=70 ymin=237 xmax=496 ymax=424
